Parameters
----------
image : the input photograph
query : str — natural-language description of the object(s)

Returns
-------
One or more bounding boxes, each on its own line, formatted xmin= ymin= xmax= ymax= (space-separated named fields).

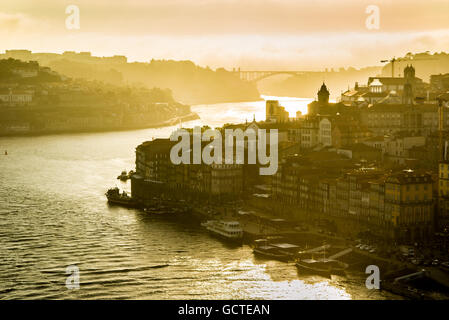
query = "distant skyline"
xmin=1 ymin=0 xmax=449 ymax=70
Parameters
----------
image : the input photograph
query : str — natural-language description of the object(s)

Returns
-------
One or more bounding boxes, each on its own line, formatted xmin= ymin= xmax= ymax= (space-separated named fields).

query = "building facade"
xmin=385 ymin=171 xmax=434 ymax=243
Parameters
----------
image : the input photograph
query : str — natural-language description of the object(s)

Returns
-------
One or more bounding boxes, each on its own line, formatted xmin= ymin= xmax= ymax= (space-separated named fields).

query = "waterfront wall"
xmin=246 ymin=195 xmax=436 ymax=244
xmin=0 ymin=110 xmax=199 ymax=136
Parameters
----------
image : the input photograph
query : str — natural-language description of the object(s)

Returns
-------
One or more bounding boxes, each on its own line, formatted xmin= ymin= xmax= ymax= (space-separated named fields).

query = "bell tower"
xmin=317 ymin=82 xmax=330 ymax=104
xmin=404 ymin=65 xmax=415 ymax=82
xmin=403 ymin=65 xmax=415 ymax=105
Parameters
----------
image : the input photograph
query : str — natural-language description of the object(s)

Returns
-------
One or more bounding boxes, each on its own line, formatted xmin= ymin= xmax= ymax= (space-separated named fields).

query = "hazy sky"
xmin=1 ymin=0 xmax=449 ymax=70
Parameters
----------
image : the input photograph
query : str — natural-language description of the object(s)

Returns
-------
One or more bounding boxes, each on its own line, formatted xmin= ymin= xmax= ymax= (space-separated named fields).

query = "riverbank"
xmin=0 ymin=111 xmax=199 ymax=137
xmin=1 ymin=96 xmax=396 ymax=300
xmin=122 ymin=185 xmax=449 ymax=300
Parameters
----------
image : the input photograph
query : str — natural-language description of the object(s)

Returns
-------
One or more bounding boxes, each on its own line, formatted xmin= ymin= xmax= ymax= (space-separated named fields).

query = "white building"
xmin=0 ymin=89 xmax=33 ymax=106
xmin=12 ymin=68 xmax=38 ymax=78
xmin=369 ymin=79 xmax=383 ymax=93
xmin=319 ymin=118 xmax=332 ymax=147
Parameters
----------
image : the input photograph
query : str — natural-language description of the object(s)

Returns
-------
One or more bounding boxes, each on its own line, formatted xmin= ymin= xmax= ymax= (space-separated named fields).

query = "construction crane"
xmin=380 ymin=57 xmax=406 ymax=77
xmin=381 ymin=55 xmax=437 ymax=77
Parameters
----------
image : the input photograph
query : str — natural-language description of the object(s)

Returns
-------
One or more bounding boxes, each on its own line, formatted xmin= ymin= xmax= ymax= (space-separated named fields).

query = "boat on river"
xmin=296 ymin=243 xmax=347 ymax=277
xmin=295 ymin=258 xmax=347 ymax=278
xmin=105 ymin=187 xmax=137 ymax=207
xmin=253 ymin=245 xmax=292 ymax=261
xmin=252 ymin=239 xmax=299 ymax=262
xmin=201 ymin=220 xmax=243 ymax=244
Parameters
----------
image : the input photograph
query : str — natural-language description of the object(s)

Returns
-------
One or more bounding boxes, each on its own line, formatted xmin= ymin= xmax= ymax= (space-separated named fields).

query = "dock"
xmin=328 ymin=248 xmax=353 ymax=260
xmin=428 ymin=268 xmax=449 ymax=289
xmin=299 ymin=244 xmax=331 ymax=254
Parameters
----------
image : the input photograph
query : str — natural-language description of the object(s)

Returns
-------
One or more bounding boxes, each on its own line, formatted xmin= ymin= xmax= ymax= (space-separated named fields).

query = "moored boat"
xmin=253 ymin=245 xmax=292 ymax=261
xmin=202 ymin=220 xmax=243 ymax=244
xmin=295 ymin=258 xmax=347 ymax=278
xmin=105 ymin=187 xmax=137 ymax=207
xmin=252 ymin=239 xmax=298 ymax=261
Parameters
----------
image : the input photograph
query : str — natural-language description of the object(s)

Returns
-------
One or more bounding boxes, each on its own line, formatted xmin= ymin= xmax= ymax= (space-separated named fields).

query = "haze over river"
xmin=0 ymin=96 xmax=397 ymax=299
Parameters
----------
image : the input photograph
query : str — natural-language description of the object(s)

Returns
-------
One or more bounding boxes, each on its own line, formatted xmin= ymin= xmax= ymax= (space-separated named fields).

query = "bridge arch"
xmin=232 ymin=70 xmax=306 ymax=82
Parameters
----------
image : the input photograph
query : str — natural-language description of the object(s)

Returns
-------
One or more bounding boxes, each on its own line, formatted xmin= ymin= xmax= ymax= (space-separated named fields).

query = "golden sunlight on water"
xmin=0 ymin=96 xmax=399 ymax=300
xmin=190 ymin=96 xmax=313 ymax=128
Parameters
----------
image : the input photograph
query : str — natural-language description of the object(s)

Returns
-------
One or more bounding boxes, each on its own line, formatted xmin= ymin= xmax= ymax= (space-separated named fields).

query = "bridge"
xmin=231 ymin=69 xmax=307 ymax=82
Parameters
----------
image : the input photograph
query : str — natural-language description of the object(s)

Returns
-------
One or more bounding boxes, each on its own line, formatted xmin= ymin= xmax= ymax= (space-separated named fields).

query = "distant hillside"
xmin=0 ymin=59 xmax=199 ymax=136
xmin=258 ymin=66 xmax=382 ymax=99
xmin=258 ymin=52 xmax=449 ymax=99
xmin=0 ymin=50 xmax=260 ymax=105
xmin=0 ymin=58 xmax=62 ymax=84
xmin=380 ymin=52 xmax=449 ymax=82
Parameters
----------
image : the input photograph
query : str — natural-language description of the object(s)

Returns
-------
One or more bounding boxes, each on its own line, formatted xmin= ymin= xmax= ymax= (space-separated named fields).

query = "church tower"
xmin=403 ymin=83 xmax=413 ymax=105
xmin=404 ymin=64 xmax=415 ymax=82
xmin=403 ymin=65 xmax=415 ymax=105
xmin=317 ymin=82 xmax=330 ymax=104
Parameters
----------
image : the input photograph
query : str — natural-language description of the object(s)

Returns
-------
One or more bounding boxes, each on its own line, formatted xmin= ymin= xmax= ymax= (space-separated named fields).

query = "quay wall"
xmin=131 ymin=176 xmax=432 ymax=245
xmin=246 ymin=196 xmax=397 ymax=242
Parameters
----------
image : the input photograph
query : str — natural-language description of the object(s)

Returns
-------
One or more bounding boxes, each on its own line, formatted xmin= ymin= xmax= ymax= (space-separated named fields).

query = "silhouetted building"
xmin=342 ymin=66 xmax=425 ymax=106
xmin=317 ymin=82 xmax=329 ymax=104
xmin=266 ymin=100 xmax=289 ymax=123
xmin=131 ymin=138 xmax=244 ymax=205
xmin=308 ymin=83 xmax=347 ymax=116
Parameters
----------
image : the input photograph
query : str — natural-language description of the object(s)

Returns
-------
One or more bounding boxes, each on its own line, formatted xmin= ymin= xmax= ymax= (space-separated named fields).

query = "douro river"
xmin=0 ymin=96 xmax=397 ymax=299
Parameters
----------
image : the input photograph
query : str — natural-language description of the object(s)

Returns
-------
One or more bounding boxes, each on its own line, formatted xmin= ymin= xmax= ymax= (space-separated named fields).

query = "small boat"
xmin=295 ymin=258 xmax=346 ymax=278
xmin=296 ymin=241 xmax=347 ymax=277
xmin=105 ymin=187 xmax=137 ymax=207
xmin=4 ymin=150 xmax=7 ymax=155
xmin=202 ymin=220 xmax=243 ymax=244
xmin=253 ymin=245 xmax=293 ymax=261
xmin=252 ymin=239 xmax=297 ymax=261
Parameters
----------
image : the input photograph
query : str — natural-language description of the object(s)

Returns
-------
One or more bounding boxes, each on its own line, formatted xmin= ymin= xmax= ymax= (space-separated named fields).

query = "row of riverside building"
xmin=131 ymin=134 xmax=438 ymax=244
xmin=130 ymin=132 xmax=439 ymax=245
xmin=131 ymin=138 xmax=244 ymax=207
xmin=271 ymin=153 xmax=435 ymax=244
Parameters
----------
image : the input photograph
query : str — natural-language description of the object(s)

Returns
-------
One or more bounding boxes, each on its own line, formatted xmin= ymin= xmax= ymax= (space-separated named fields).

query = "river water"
xmin=0 ymin=96 xmax=397 ymax=299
